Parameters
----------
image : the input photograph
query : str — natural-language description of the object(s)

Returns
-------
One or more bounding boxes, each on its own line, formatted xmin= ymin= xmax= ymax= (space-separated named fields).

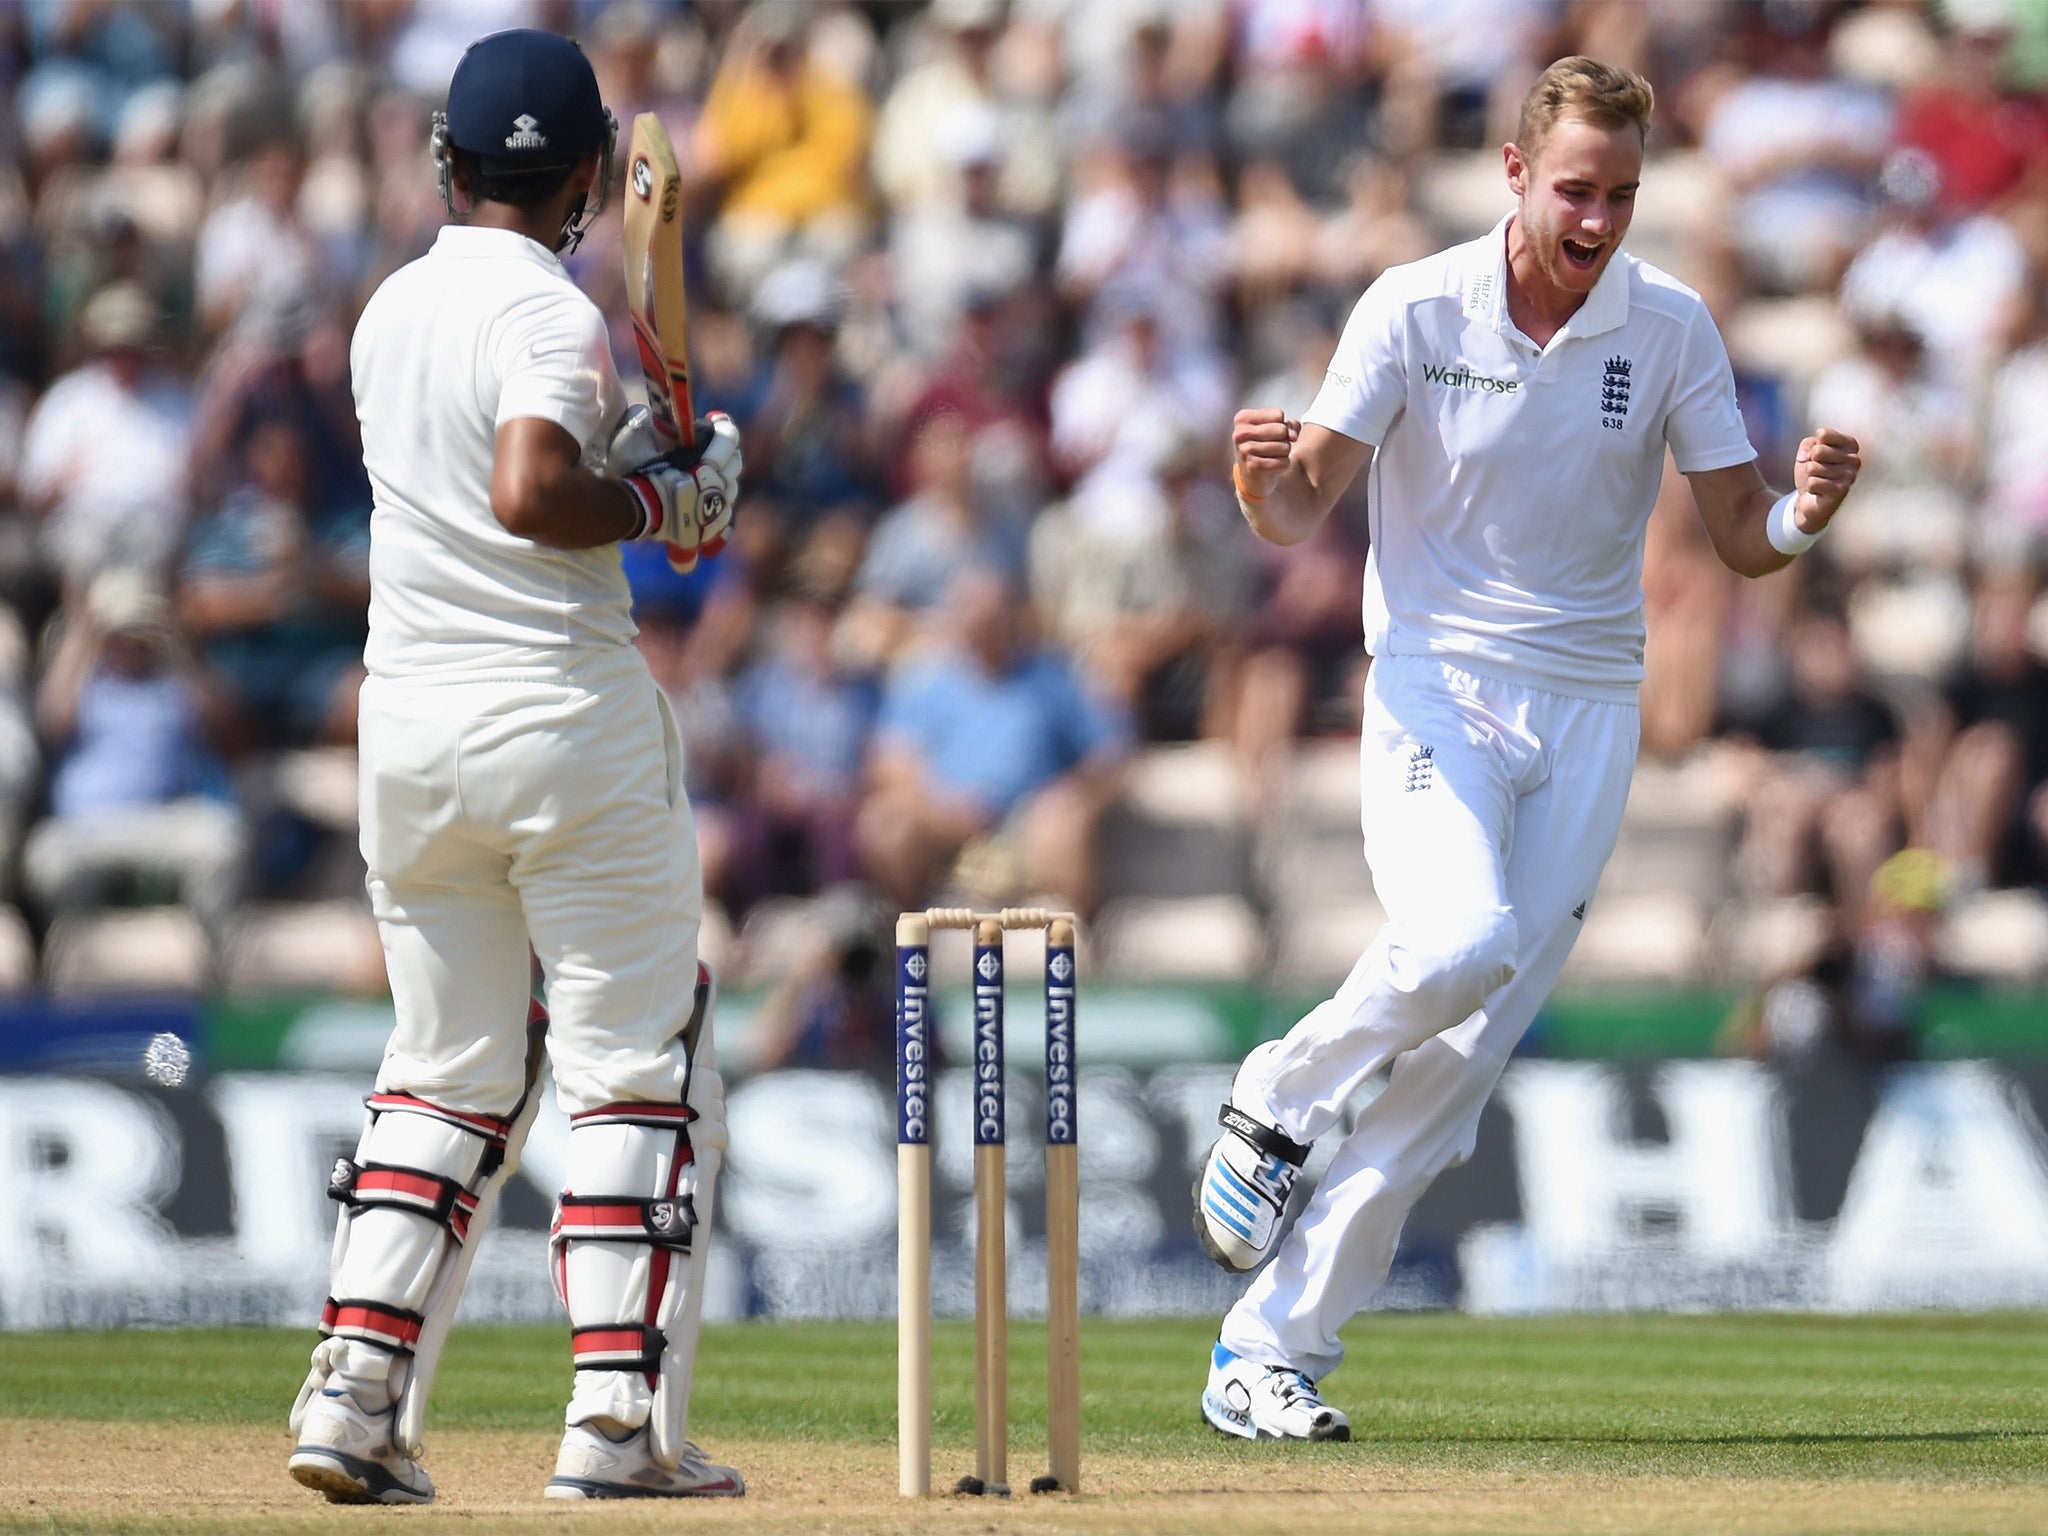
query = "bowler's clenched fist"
xmin=1791 ymin=425 xmax=1861 ymax=536
xmin=1232 ymin=408 xmax=1300 ymax=500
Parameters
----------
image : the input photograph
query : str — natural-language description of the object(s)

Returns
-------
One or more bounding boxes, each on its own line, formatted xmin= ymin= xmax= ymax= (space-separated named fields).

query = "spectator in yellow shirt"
xmin=693 ymin=3 xmax=874 ymax=297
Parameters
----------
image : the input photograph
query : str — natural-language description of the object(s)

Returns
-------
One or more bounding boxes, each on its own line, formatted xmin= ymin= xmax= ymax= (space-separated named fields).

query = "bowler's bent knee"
xmin=1383 ymin=909 xmax=1516 ymax=1026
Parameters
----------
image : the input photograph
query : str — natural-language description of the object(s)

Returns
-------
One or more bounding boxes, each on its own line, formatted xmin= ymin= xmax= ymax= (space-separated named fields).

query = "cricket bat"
xmin=621 ymin=112 xmax=701 ymax=572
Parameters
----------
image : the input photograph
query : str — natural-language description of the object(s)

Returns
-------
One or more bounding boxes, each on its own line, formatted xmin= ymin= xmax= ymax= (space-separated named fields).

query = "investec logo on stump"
xmin=973 ymin=946 xmax=1004 ymax=1143
xmin=1423 ymin=361 xmax=1519 ymax=394
xmin=896 ymin=948 xmax=930 ymax=1143
xmin=1044 ymin=947 xmax=1077 ymax=1146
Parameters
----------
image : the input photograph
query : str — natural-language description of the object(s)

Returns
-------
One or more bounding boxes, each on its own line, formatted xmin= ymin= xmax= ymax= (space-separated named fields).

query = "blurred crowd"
xmin=0 ymin=0 xmax=2044 ymax=1056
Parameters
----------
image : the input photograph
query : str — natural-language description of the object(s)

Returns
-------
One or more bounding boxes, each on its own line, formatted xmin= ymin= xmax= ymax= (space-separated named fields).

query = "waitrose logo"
xmin=1423 ymin=362 xmax=1519 ymax=394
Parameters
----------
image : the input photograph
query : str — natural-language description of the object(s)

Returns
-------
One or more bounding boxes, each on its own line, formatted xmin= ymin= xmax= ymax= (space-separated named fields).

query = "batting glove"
xmin=621 ymin=411 xmax=743 ymax=572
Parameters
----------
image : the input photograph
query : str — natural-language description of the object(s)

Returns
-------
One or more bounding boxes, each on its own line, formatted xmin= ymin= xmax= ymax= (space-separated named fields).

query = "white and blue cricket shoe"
xmin=1201 ymin=1344 xmax=1351 ymax=1442
xmin=545 ymin=1423 xmax=746 ymax=1499
xmin=1194 ymin=1093 xmax=1310 ymax=1272
xmin=288 ymin=1387 xmax=435 ymax=1504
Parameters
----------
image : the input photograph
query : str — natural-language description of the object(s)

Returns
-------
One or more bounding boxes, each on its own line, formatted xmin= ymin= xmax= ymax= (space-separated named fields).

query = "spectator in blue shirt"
xmin=840 ymin=410 xmax=1030 ymax=669
xmin=857 ymin=567 xmax=1127 ymax=914
xmin=178 ymin=415 xmax=369 ymax=754
xmin=21 ymin=570 xmax=245 ymax=963
xmin=735 ymin=597 xmax=877 ymax=898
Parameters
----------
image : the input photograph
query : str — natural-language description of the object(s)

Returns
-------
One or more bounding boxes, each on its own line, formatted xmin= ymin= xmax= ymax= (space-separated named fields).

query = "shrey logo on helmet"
xmin=505 ymin=113 xmax=548 ymax=150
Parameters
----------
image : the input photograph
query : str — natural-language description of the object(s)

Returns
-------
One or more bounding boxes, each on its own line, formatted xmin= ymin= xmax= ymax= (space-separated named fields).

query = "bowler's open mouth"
xmin=1562 ymin=237 xmax=1602 ymax=270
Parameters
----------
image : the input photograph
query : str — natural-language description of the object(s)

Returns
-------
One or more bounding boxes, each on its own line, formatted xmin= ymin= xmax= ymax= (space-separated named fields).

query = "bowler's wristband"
xmin=1766 ymin=491 xmax=1819 ymax=556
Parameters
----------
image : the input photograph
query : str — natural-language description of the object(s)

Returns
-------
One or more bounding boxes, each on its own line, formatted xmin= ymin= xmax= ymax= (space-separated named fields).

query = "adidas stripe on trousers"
xmin=1221 ymin=653 xmax=1640 ymax=1381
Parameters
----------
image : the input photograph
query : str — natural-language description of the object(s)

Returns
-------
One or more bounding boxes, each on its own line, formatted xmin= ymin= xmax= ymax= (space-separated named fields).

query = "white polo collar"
xmin=431 ymin=224 xmax=567 ymax=275
xmin=1465 ymin=213 xmax=1629 ymax=344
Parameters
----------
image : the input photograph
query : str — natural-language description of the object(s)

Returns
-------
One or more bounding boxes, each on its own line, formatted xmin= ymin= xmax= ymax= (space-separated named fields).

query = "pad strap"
xmin=1219 ymin=1103 xmax=1310 ymax=1167
xmin=320 ymin=1296 xmax=425 ymax=1354
xmin=341 ymin=1094 xmax=518 ymax=1230
xmin=328 ymin=1158 xmax=483 ymax=1243
xmin=368 ymin=1092 xmax=513 ymax=1146
xmin=572 ymin=1101 xmax=697 ymax=1131
xmin=571 ymin=1323 xmax=667 ymax=1374
xmin=554 ymin=1189 xmax=696 ymax=1251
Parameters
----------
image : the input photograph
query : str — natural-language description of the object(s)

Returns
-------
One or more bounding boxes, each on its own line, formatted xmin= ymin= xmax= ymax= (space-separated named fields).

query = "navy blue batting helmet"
xmin=444 ymin=29 xmax=607 ymax=170
xmin=430 ymin=29 xmax=618 ymax=248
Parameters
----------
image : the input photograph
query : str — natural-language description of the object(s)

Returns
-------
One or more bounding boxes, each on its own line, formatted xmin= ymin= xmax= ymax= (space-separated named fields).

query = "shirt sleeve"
xmin=490 ymin=289 xmax=617 ymax=451
xmin=1302 ymin=275 xmax=1407 ymax=448
xmin=1663 ymin=301 xmax=1756 ymax=474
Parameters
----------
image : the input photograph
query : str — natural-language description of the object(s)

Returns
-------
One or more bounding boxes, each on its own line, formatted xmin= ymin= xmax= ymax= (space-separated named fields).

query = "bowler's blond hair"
xmin=1514 ymin=56 xmax=1654 ymax=156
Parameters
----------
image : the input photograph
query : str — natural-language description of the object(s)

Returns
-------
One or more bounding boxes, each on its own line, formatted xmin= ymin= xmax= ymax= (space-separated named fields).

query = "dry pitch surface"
xmin=5 ymin=1424 xmax=2043 ymax=1536
xmin=2 ymin=1316 xmax=2043 ymax=1535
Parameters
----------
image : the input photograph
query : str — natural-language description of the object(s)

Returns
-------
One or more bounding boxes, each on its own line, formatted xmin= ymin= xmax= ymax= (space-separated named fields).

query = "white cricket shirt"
xmin=1305 ymin=215 xmax=1755 ymax=701
xmin=352 ymin=225 xmax=631 ymax=679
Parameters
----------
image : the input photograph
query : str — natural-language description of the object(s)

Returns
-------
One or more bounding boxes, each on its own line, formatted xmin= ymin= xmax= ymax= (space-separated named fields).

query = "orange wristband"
xmin=1232 ymin=463 xmax=1268 ymax=503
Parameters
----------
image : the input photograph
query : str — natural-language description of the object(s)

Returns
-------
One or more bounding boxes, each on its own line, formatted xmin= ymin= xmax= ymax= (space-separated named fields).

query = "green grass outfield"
xmin=3 ymin=1314 xmax=2045 ymax=1533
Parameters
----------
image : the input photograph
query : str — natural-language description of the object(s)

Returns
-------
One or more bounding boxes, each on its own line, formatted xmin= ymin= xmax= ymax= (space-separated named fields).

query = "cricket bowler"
xmin=1195 ymin=57 xmax=1862 ymax=1439
xmin=286 ymin=30 xmax=745 ymax=1501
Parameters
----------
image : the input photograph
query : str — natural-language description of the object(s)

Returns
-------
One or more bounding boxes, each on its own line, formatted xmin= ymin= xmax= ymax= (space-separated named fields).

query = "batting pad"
xmin=291 ymin=1062 xmax=543 ymax=1458
xmin=553 ymin=965 xmax=725 ymax=1471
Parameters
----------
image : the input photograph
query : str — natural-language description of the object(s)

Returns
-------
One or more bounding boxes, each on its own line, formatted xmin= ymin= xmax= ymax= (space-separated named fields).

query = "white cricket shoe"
xmin=545 ymin=1422 xmax=746 ymax=1499
xmin=287 ymin=1387 xmax=434 ymax=1504
xmin=1194 ymin=1088 xmax=1310 ymax=1272
xmin=1201 ymin=1344 xmax=1351 ymax=1442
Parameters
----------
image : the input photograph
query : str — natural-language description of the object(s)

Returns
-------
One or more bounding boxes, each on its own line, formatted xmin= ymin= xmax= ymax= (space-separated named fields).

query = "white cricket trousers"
xmin=358 ymin=645 xmax=704 ymax=1117
xmin=1221 ymin=654 xmax=1639 ymax=1380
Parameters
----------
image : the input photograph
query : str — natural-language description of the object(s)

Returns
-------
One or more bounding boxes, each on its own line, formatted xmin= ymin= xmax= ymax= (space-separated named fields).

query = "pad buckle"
xmin=327 ymin=1156 xmax=360 ymax=1202
xmin=327 ymin=1159 xmax=482 ymax=1242
xmin=555 ymin=1192 xmax=697 ymax=1251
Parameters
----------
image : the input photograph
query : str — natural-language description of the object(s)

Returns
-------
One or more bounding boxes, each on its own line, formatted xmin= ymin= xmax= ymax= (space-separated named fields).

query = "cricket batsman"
xmin=1195 ymin=57 xmax=1862 ymax=1439
xmin=286 ymin=31 xmax=745 ymax=1501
